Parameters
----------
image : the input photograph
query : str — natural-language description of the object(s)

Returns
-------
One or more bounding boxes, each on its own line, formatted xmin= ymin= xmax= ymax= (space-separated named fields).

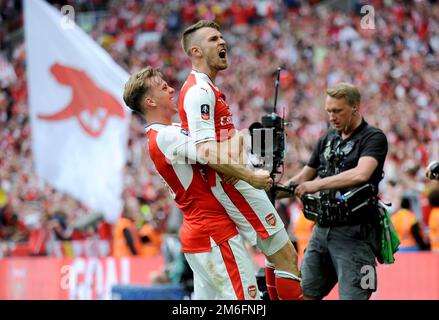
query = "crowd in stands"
xmin=1 ymin=0 xmax=438 ymax=257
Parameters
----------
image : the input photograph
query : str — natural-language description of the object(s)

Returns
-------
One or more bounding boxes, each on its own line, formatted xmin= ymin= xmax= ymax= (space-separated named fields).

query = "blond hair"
xmin=123 ymin=67 xmax=162 ymax=114
xmin=181 ymin=20 xmax=221 ymax=56
xmin=326 ymin=82 xmax=361 ymax=108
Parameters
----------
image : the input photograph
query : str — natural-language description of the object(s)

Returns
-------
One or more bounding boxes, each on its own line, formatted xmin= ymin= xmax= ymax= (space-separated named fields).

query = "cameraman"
xmin=284 ymin=83 xmax=388 ymax=300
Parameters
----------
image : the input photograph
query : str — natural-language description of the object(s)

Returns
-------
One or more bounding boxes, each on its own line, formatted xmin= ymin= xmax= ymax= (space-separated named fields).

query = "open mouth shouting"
xmin=218 ymin=47 xmax=227 ymax=60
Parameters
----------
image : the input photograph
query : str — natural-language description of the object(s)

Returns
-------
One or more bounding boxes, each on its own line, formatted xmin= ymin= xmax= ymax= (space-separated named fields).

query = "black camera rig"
xmin=249 ymin=68 xmax=287 ymax=204
xmin=301 ymin=184 xmax=378 ymax=226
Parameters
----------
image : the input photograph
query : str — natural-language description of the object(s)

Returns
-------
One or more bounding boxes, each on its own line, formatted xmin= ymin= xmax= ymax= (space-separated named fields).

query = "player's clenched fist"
xmin=248 ymin=169 xmax=273 ymax=191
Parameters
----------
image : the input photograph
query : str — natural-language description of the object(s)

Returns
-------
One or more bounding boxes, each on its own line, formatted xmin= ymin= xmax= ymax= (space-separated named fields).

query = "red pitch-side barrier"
xmin=0 ymin=256 xmax=163 ymax=300
xmin=0 ymin=253 xmax=437 ymax=300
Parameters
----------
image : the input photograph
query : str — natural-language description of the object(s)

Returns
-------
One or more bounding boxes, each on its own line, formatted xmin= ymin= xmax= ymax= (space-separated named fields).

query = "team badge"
xmin=265 ymin=213 xmax=276 ymax=227
xmin=201 ymin=104 xmax=210 ymax=120
xmin=248 ymin=285 xmax=257 ymax=299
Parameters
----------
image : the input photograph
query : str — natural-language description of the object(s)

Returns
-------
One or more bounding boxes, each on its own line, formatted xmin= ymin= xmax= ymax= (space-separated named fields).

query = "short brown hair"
xmin=123 ymin=66 xmax=162 ymax=114
xmin=326 ymin=82 xmax=361 ymax=108
xmin=181 ymin=20 xmax=221 ymax=56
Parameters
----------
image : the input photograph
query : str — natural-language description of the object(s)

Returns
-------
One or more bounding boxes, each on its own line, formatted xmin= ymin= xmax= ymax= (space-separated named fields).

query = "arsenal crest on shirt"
xmin=248 ymin=285 xmax=257 ymax=299
xmin=265 ymin=213 xmax=277 ymax=227
xmin=200 ymin=104 xmax=210 ymax=120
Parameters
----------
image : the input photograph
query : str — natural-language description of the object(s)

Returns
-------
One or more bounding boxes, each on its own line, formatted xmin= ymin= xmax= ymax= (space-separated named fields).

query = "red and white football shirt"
xmin=146 ymin=123 xmax=238 ymax=253
xmin=178 ymin=71 xmax=285 ymax=245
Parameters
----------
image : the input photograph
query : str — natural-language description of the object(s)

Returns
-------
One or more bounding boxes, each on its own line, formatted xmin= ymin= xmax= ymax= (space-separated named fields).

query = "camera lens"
xmin=430 ymin=162 xmax=439 ymax=178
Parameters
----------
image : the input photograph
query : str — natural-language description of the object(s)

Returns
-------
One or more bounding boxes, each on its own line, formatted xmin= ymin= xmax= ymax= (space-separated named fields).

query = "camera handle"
xmin=268 ymin=182 xmax=297 ymax=205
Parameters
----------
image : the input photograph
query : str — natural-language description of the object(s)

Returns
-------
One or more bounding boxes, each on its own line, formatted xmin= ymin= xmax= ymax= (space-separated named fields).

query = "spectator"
xmin=48 ymin=210 xmax=72 ymax=241
xmin=138 ymin=222 xmax=161 ymax=256
xmin=291 ymin=207 xmax=315 ymax=255
xmin=112 ymin=200 xmax=141 ymax=257
xmin=391 ymin=196 xmax=429 ymax=252
xmin=0 ymin=202 xmax=28 ymax=242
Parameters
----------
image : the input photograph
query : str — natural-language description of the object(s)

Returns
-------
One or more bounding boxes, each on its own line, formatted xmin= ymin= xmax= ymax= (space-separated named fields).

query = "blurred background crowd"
xmin=0 ymin=0 xmax=438 ymax=260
